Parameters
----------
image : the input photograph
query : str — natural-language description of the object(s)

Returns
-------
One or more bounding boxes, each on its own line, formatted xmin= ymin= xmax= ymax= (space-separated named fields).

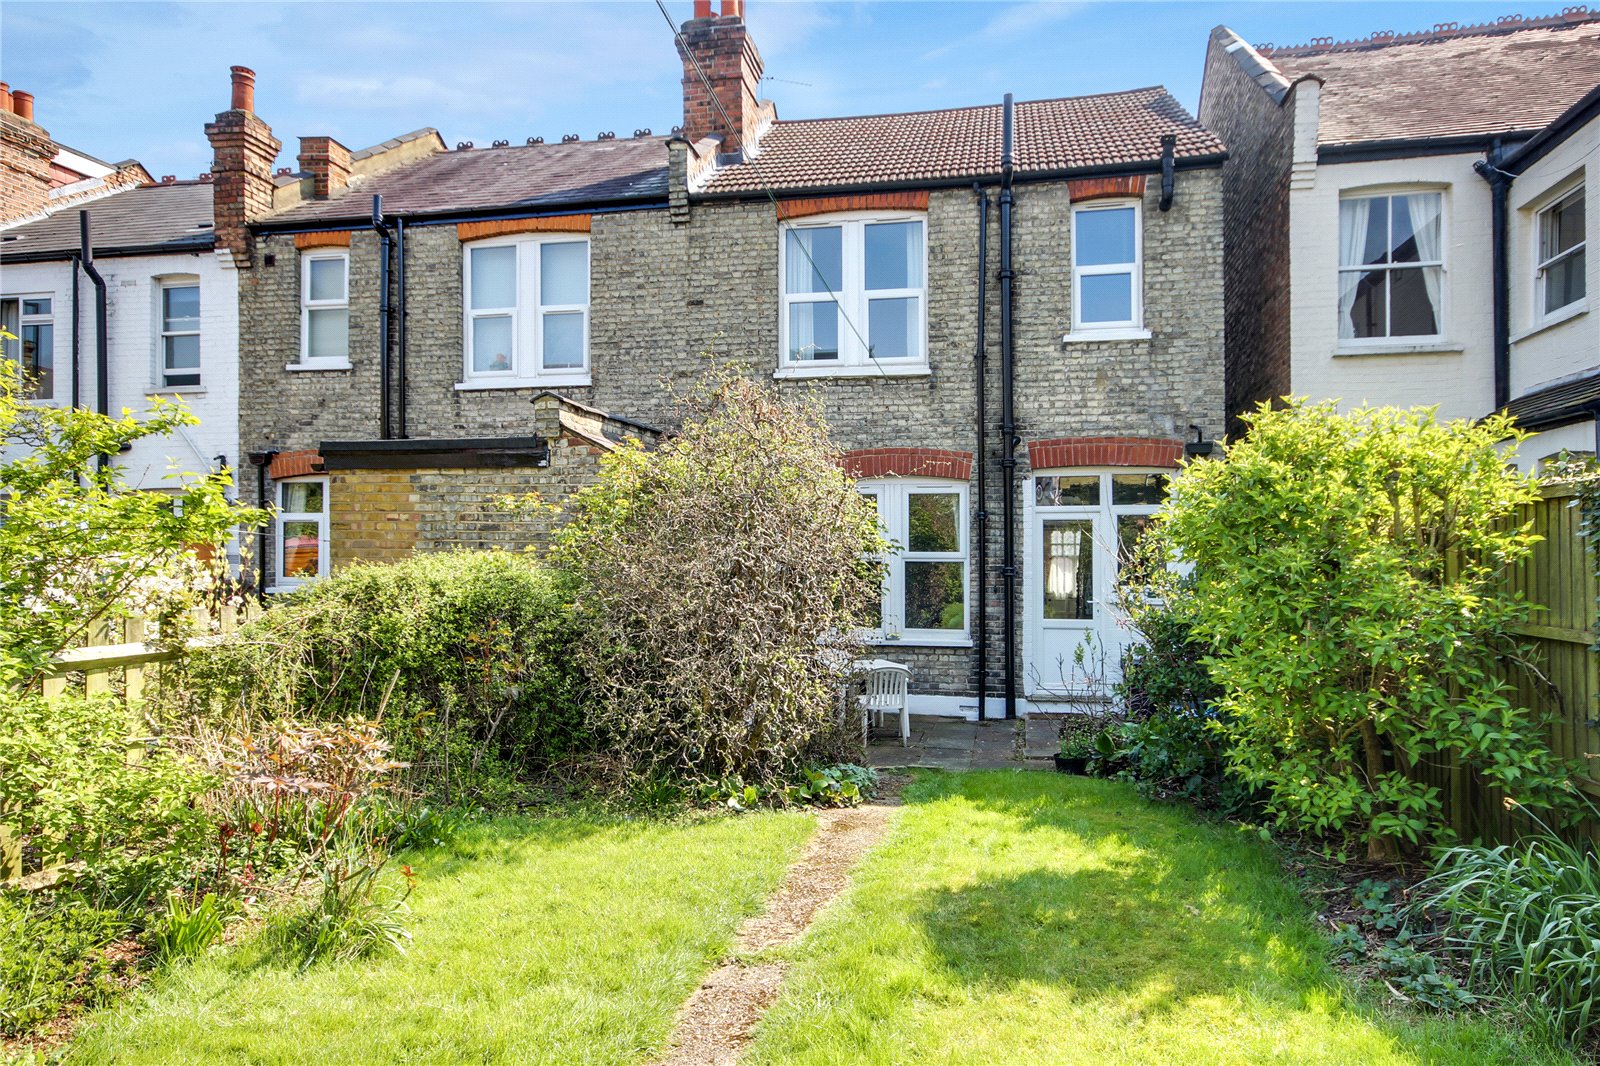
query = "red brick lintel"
xmin=1027 ymin=436 xmax=1182 ymax=470
xmin=777 ymin=191 xmax=930 ymax=221
xmin=1066 ymin=175 xmax=1146 ymax=203
xmin=839 ymin=447 xmax=973 ymax=481
xmin=268 ymin=449 xmax=324 ymax=479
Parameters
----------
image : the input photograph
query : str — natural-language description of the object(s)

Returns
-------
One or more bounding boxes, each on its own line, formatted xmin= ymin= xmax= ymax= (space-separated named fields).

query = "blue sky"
xmin=1 ymin=2 xmax=1574 ymax=179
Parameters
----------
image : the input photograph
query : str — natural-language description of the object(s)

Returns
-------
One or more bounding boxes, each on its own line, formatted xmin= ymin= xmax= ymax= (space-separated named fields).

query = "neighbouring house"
xmin=222 ymin=0 xmax=1227 ymax=719
xmin=0 ymin=87 xmax=241 ymax=540
xmin=1198 ymin=8 xmax=1600 ymax=468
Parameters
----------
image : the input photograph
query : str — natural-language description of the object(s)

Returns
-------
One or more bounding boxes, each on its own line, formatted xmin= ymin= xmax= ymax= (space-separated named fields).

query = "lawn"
xmin=745 ymin=771 xmax=1573 ymax=1066
xmin=66 ymin=809 xmax=813 ymax=1065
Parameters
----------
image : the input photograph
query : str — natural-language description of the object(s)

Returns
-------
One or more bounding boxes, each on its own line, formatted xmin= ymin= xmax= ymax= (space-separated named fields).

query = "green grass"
xmin=67 ymin=808 xmax=813 ymax=1065
xmin=744 ymin=771 xmax=1575 ymax=1066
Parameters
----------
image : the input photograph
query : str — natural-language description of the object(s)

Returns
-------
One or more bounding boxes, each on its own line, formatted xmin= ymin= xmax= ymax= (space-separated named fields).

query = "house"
xmin=1198 ymin=8 xmax=1600 ymax=467
xmin=221 ymin=1 xmax=1227 ymax=719
xmin=0 ymin=87 xmax=240 ymax=522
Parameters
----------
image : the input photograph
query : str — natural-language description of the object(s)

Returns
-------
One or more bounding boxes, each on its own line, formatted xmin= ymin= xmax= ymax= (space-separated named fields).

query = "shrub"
xmin=0 ymin=894 xmax=126 ymax=1036
xmin=280 ymin=847 xmax=415 ymax=970
xmin=172 ymin=551 xmax=586 ymax=805
xmin=554 ymin=372 xmax=885 ymax=786
xmin=149 ymin=890 xmax=232 ymax=964
xmin=1152 ymin=401 xmax=1575 ymax=859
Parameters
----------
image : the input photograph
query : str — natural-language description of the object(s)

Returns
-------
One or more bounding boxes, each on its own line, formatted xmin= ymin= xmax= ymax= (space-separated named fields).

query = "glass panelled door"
xmin=1025 ymin=470 xmax=1168 ymax=697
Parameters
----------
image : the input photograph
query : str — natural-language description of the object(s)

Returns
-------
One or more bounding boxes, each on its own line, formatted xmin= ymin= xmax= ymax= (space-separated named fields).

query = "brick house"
xmin=224 ymin=2 xmax=1227 ymax=719
xmin=1199 ymin=9 xmax=1599 ymax=467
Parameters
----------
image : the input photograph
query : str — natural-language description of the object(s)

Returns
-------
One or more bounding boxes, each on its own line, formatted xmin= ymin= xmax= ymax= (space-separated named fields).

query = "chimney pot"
xmin=0 ymin=83 xmax=11 ymax=114
xmin=693 ymin=0 xmax=711 ymax=16
xmin=12 ymin=91 xmax=34 ymax=122
xmin=720 ymin=0 xmax=743 ymax=16
xmin=230 ymin=66 xmax=256 ymax=112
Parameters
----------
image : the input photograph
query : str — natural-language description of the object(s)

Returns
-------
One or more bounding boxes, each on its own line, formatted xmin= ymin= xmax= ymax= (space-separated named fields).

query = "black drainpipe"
xmin=79 ymin=210 xmax=109 ymax=472
xmin=1158 ymin=134 xmax=1177 ymax=212
xmin=70 ymin=254 xmax=81 ymax=410
xmin=998 ymin=92 xmax=1019 ymax=721
xmin=395 ymin=217 xmax=409 ymax=439
xmin=372 ymin=194 xmax=393 ymax=439
xmin=248 ymin=449 xmax=279 ymax=601
xmin=973 ymin=183 xmax=991 ymax=719
xmin=1473 ymin=144 xmax=1511 ymax=410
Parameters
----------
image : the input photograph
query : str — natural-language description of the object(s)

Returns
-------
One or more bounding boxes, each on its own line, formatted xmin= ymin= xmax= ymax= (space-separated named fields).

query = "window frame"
xmin=1336 ymin=189 xmax=1447 ymax=346
xmin=298 ymin=251 xmax=351 ymax=368
xmin=856 ymin=477 xmax=969 ymax=646
xmin=272 ymin=476 xmax=329 ymax=590
xmin=777 ymin=210 xmax=929 ymax=376
xmin=1 ymin=293 xmax=56 ymax=401
xmin=1534 ymin=183 xmax=1587 ymax=322
xmin=459 ymin=233 xmax=592 ymax=389
xmin=1070 ymin=200 xmax=1144 ymax=333
xmin=157 ymin=277 xmax=202 ymax=389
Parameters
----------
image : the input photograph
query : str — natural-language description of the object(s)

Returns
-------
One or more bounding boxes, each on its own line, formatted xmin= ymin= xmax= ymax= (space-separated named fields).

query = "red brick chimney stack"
xmin=676 ymin=0 xmax=768 ymax=156
xmin=205 ymin=65 xmax=282 ymax=266
xmin=297 ymin=136 xmax=352 ymax=199
xmin=0 ymin=82 xmax=57 ymax=224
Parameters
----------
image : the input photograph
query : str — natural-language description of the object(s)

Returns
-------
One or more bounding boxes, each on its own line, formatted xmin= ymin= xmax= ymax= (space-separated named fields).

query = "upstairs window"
xmin=0 ymin=295 xmax=54 ymax=400
xmin=1071 ymin=202 xmax=1142 ymax=331
xmin=463 ymin=236 xmax=590 ymax=386
xmin=1338 ymin=191 xmax=1444 ymax=341
xmin=1537 ymin=186 xmax=1586 ymax=319
xmin=160 ymin=281 xmax=201 ymax=387
xmin=300 ymin=252 xmax=349 ymax=366
xmin=858 ymin=479 xmax=968 ymax=644
xmin=780 ymin=214 xmax=926 ymax=372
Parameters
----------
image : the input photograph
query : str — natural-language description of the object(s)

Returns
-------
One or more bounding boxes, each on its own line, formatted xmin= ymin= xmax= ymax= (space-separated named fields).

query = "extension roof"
xmin=700 ymin=87 xmax=1224 ymax=196
xmin=1261 ymin=11 xmax=1600 ymax=148
xmin=0 ymin=181 xmax=215 ymax=263
xmin=1504 ymin=369 xmax=1600 ymax=430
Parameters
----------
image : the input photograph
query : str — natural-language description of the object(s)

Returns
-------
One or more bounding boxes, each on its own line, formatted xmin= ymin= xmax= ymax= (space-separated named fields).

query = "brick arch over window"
xmin=1027 ymin=436 xmax=1182 ymax=470
xmin=268 ymin=449 xmax=324 ymax=479
xmin=840 ymin=447 xmax=973 ymax=481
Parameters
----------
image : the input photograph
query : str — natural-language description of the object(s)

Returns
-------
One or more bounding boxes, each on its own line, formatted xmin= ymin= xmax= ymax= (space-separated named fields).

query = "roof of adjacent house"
xmin=1260 ymin=12 xmax=1600 ymax=148
xmin=0 ymin=181 xmax=215 ymax=262
xmin=700 ymin=88 xmax=1225 ymax=196
xmin=1504 ymin=370 xmax=1600 ymax=430
xmin=262 ymin=135 xmax=671 ymax=227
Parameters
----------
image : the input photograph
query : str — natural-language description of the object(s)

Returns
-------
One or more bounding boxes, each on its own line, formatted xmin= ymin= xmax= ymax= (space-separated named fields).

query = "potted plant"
xmin=1054 ymin=732 xmax=1095 ymax=775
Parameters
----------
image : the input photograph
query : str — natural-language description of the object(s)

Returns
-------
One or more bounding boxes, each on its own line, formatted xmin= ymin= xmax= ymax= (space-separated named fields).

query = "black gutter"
xmin=247 ymin=449 xmax=278 ymax=601
xmin=318 ymin=436 xmax=550 ymax=470
xmin=395 ymin=217 xmax=408 ymax=439
xmin=998 ymin=92 xmax=1018 ymax=722
xmin=69 ymin=255 xmax=81 ymax=410
xmin=372 ymin=195 xmax=393 ymax=440
xmin=973 ymin=182 xmax=991 ymax=719
xmin=1318 ymin=132 xmax=1534 ymax=165
xmin=1500 ymin=83 xmax=1600 ymax=174
xmin=253 ymin=198 xmax=666 ymax=237
xmin=1474 ymin=146 xmax=1513 ymax=410
xmin=78 ymin=210 xmax=109 ymax=472
xmin=0 ymin=241 xmax=214 ymax=266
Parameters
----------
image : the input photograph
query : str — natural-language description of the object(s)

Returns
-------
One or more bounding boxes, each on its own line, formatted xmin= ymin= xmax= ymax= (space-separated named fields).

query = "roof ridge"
xmin=770 ymin=86 xmax=1170 ymax=127
xmin=1259 ymin=5 xmax=1597 ymax=57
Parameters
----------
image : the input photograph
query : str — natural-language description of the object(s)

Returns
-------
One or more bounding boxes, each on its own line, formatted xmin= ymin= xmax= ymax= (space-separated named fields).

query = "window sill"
xmin=149 ymin=386 xmax=206 ymax=397
xmin=773 ymin=363 xmax=931 ymax=381
xmin=1061 ymin=327 xmax=1151 ymax=343
xmin=455 ymin=373 xmax=591 ymax=391
xmin=872 ymin=636 xmax=973 ymax=649
xmin=1513 ymin=303 xmax=1588 ymax=344
xmin=286 ymin=360 xmax=353 ymax=372
xmin=1332 ymin=340 xmax=1464 ymax=357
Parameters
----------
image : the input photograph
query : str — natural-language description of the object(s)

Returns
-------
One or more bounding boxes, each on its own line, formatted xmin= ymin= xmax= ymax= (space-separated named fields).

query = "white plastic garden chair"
xmin=857 ymin=659 xmax=911 ymax=746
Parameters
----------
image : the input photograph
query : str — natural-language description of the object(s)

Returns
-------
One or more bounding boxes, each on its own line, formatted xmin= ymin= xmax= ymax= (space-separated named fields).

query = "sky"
xmin=1 ymin=1 xmax=1578 ymax=179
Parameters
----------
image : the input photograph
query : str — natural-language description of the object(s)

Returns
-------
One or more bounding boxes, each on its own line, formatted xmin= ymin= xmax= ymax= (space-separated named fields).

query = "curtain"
xmin=1337 ymin=197 xmax=1372 ymax=340
xmin=1406 ymin=193 xmax=1444 ymax=327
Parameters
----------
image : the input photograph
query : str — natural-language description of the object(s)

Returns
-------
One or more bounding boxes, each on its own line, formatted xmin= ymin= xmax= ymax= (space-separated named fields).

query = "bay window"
xmin=780 ymin=214 xmax=926 ymax=373
xmin=299 ymin=252 xmax=350 ymax=366
xmin=274 ymin=477 xmax=328 ymax=588
xmin=1338 ymin=191 xmax=1444 ymax=342
xmin=1070 ymin=202 xmax=1142 ymax=332
xmin=160 ymin=280 xmax=201 ymax=388
xmin=1536 ymin=185 xmax=1586 ymax=319
xmin=858 ymin=479 xmax=968 ymax=643
xmin=462 ymin=236 xmax=590 ymax=387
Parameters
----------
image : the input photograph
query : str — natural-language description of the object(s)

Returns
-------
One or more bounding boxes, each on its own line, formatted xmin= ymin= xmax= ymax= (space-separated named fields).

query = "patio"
xmin=865 ymin=714 xmax=1069 ymax=771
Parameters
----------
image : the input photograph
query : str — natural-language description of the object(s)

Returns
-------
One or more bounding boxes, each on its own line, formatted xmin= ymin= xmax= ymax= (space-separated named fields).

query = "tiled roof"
xmin=0 ymin=181 xmax=215 ymax=261
xmin=700 ymin=88 xmax=1223 ymax=196
xmin=1266 ymin=15 xmax=1600 ymax=147
xmin=263 ymin=136 xmax=670 ymax=226
xmin=1505 ymin=370 xmax=1600 ymax=428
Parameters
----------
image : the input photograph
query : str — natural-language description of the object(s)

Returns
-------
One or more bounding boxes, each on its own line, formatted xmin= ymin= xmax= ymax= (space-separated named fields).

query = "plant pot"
xmin=1054 ymin=754 xmax=1091 ymax=775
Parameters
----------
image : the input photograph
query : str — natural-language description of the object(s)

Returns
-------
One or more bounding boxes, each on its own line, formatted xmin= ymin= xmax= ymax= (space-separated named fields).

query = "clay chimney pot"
xmin=720 ymin=0 xmax=744 ymax=16
xmin=693 ymin=0 xmax=711 ymax=16
xmin=12 ymin=91 xmax=35 ymax=122
xmin=0 ymin=83 xmax=11 ymax=114
xmin=230 ymin=66 xmax=256 ymax=112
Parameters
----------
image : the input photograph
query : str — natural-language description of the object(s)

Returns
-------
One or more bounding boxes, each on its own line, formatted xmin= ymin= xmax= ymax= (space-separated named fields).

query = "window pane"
xmin=164 ymin=333 xmax=200 ymax=370
xmin=163 ymin=285 xmax=200 ymax=329
xmin=785 ymin=226 xmax=843 ymax=294
xmin=1111 ymin=473 xmax=1169 ymax=505
xmin=1117 ymin=514 xmax=1158 ymax=588
xmin=280 ymin=519 xmax=321 ymax=578
xmin=1341 ymin=196 xmax=1391 ymax=266
xmin=1080 ymin=272 xmax=1133 ymax=324
xmin=472 ymin=314 xmax=514 ymax=373
xmin=904 ymin=561 xmax=964 ymax=630
xmin=21 ymin=323 xmax=52 ymax=399
xmin=21 ymin=298 xmax=50 ymax=316
xmin=307 ymin=307 xmax=349 ymax=360
xmin=1391 ymin=194 xmax=1441 ymax=264
xmin=1542 ymin=190 xmax=1585 ymax=260
xmin=1035 ymin=475 xmax=1099 ymax=507
xmin=542 ymin=311 xmax=584 ymax=369
xmin=907 ymin=492 xmax=960 ymax=552
xmin=865 ymin=221 xmax=921 ymax=290
xmin=1340 ymin=268 xmax=1387 ymax=339
xmin=1389 ymin=267 xmax=1440 ymax=336
xmin=540 ymin=241 xmax=588 ymax=306
xmin=788 ymin=300 xmax=839 ymax=361
xmin=280 ymin=482 xmax=324 ymax=513
xmin=470 ymin=246 xmax=516 ymax=309
xmin=308 ymin=257 xmax=346 ymax=302
xmin=1545 ymin=249 xmax=1587 ymax=313
xmin=868 ymin=296 xmax=918 ymax=359
xmin=1043 ymin=520 xmax=1094 ymax=620
xmin=1075 ymin=207 xmax=1136 ymax=266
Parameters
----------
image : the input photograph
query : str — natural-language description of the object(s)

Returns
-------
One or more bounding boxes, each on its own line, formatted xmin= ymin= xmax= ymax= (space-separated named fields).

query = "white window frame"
xmin=459 ymin=234 xmax=591 ymax=390
xmin=1535 ymin=183 xmax=1587 ymax=323
xmin=157 ymin=277 xmax=201 ymax=389
xmin=777 ymin=211 xmax=928 ymax=378
xmin=297 ymin=252 xmax=350 ymax=369
xmin=2 ymin=293 xmax=55 ymax=401
xmin=272 ymin=476 xmax=329 ymax=590
xmin=857 ymin=478 xmax=969 ymax=646
xmin=1070 ymin=200 xmax=1144 ymax=334
xmin=1336 ymin=189 xmax=1447 ymax=346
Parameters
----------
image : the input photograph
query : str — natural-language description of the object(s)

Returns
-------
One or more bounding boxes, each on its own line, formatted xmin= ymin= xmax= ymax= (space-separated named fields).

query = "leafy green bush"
xmin=174 ymin=551 xmax=586 ymax=805
xmin=149 ymin=890 xmax=232 ymax=964
xmin=0 ymin=894 xmax=126 ymax=1036
xmin=279 ymin=847 xmax=415 ymax=970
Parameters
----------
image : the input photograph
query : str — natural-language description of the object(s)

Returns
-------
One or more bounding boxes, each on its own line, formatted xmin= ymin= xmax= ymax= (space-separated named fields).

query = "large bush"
xmin=1153 ymin=401 xmax=1574 ymax=859
xmin=174 ymin=551 xmax=586 ymax=805
xmin=553 ymin=373 xmax=885 ymax=785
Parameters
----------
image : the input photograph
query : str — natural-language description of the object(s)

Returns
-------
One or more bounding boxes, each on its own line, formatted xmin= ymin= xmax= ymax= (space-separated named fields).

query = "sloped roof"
xmin=263 ymin=136 xmax=671 ymax=227
xmin=700 ymin=87 xmax=1224 ymax=196
xmin=1265 ymin=15 xmax=1600 ymax=147
xmin=0 ymin=181 xmax=215 ymax=262
xmin=1505 ymin=369 xmax=1600 ymax=429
